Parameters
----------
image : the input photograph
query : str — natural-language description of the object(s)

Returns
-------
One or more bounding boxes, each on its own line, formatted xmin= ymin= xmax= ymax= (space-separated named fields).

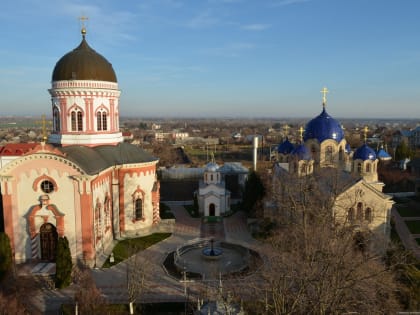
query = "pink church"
xmin=0 ymin=28 xmax=160 ymax=266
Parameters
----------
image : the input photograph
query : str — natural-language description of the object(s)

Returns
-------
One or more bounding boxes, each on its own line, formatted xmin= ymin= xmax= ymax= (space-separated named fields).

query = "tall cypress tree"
xmin=242 ymin=171 xmax=265 ymax=217
xmin=0 ymin=232 xmax=12 ymax=280
xmin=55 ymin=236 xmax=73 ymax=288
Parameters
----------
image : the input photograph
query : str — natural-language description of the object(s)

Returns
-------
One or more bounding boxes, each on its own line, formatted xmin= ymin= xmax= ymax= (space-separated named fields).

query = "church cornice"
xmin=49 ymin=89 xmax=120 ymax=98
xmin=51 ymin=80 xmax=118 ymax=90
xmin=0 ymin=151 xmax=86 ymax=176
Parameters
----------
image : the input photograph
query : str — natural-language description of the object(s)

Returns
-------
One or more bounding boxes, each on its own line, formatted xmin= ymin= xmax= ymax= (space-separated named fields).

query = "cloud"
xmin=186 ymin=10 xmax=220 ymax=28
xmin=203 ymin=42 xmax=255 ymax=57
xmin=270 ymin=0 xmax=311 ymax=7
xmin=241 ymin=23 xmax=270 ymax=31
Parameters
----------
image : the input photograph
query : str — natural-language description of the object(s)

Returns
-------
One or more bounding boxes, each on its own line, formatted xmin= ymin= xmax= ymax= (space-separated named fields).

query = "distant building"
xmin=197 ymin=161 xmax=231 ymax=217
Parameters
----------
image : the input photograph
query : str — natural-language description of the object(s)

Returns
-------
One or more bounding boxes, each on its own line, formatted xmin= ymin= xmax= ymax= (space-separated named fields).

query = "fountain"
xmin=202 ymin=238 xmax=223 ymax=260
xmin=164 ymin=238 xmax=260 ymax=280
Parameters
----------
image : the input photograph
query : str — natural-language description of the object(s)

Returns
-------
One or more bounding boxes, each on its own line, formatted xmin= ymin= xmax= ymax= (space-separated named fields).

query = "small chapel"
xmin=0 ymin=27 xmax=160 ymax=266
xmin=272 ymin=88 xmax=394 ymax=251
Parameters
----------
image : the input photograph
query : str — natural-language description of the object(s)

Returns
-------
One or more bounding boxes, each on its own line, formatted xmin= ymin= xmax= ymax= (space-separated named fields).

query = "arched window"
xmin=95 ymin=202 xmax=102 ymax=242
xmin=365 ymin=207 xmax=372 ymax=223
xmin=366 ymin=163 xmax=371 ymax=173
xmin=357 ymin=163 xmax=362 ymax=173
xmin=301 ymin=164 xmax=307 ymax=174
xmin=96 ymin=110 xmax=108 ymax=131
xmin=348 ymin=208 xmax=354 ymax=222
xmin=135 ymin=198 xmax=143 ymax=220
xmin=104 ymin=194 xmax=111 ymax=231
xmin=53 ymin=107 xmax=60 ymax=132
xmin=70 ymin=108 xmax=83 ymax=131
xmin=356 ymin=202 xmax=363 ymax=221
xmin=325 ymin=145 xmax=334 ymax=163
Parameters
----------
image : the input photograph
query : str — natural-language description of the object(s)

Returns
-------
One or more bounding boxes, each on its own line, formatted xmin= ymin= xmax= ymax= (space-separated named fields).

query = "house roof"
xmin=0 ymin=143 xmax=39 ymax=156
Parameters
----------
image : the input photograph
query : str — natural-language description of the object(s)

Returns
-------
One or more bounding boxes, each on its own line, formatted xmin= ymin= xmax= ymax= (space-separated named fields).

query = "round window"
xmin=40 ymin=180 xmax=54 ymax=193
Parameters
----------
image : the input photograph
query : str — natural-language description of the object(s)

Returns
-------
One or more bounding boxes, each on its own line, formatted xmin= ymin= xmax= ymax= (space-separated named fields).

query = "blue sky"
xmin=1 ymin=0 xmax=420 ymax=118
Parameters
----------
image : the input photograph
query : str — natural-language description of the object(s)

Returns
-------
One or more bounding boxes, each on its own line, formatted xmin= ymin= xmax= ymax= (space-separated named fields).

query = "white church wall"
xmin=91 ymin=173 xmax=114 ymax=255
xmin=122 ymin=164 xmax=157 ymax=235
xmin=2 ymin=155 xmax=83 ymax=262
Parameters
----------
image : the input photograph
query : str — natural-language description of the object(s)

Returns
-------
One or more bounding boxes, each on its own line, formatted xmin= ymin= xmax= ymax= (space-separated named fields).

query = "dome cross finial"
xmin=283 ymin=124 xmax=290 ymax=136
xmin=299 ymin=126 xmax=304 ymax=142
xmin=320 ymin=86 xmax=329 ymax=108
xmin=363 ymin=126 xmax=369 ymax=143
xmin=79 ymin=15 xmax=89 ymax=37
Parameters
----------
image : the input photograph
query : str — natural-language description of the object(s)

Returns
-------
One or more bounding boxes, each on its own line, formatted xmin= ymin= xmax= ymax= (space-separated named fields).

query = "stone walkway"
xmin=24 ymin=205 xmax=258 ymax=313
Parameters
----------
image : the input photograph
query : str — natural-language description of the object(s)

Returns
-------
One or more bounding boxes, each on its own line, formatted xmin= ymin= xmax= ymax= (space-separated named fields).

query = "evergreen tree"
xmin=395 ymin=141 xmax=413 ymax=161
xmin=0 ymin=233 xmax=12 ymax=280
xmin=242 ymin=171 xmax=265 ymax=216
xmin=55 ymin=236 xmax=73 ymax=288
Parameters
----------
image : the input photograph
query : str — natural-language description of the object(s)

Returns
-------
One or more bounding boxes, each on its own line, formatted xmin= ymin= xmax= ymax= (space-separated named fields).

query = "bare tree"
xmin=126 ymin=245 xmax=152 ymax=315
xmin=74 ymin=269 xmax=106 ymax=315
xmin=246 ymin=169 xmax=402 ymax=314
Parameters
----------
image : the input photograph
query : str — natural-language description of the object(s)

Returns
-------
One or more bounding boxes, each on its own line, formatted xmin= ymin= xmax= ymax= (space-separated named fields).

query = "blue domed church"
xmin=272 ymin=88 xmax=393 ymax=251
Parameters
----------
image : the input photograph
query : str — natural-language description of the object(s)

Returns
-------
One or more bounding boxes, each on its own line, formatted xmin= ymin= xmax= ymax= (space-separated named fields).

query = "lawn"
xmin=397 ymin=206 xmax=420 ymax=217
xmin=184 ymin=204 xmax=200 ymax=217
xmin=405 ymin=220 xmax=420 ymax=234
xmin=102 ymin=233 xmax=171 ymax=268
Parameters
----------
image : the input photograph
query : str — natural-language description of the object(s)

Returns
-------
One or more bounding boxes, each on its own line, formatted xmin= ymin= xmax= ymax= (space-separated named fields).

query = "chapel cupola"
xmin=48 ymin=24 xmax=123 ymax=147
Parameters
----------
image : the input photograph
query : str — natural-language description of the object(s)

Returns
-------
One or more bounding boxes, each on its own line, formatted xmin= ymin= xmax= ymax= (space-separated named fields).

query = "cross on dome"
xmin=79 ymin=15 xmax=89 ymax=37
xmin=320 ymin=87 xmax=329 ymax=107
xmin=299 ymin=126 xmax=304 ymax=142
xmin=363 ymin=126 xmax=369 ymax=143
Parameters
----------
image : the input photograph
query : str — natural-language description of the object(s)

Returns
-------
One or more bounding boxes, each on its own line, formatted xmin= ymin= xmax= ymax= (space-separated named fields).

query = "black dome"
xmin=52 ymin=36 xmax=117 ymax=82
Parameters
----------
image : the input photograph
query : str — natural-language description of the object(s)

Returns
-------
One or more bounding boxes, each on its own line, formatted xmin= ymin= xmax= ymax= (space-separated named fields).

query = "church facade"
xmin=272 ymin=88 xmax=393 ymax=251
xmin=0 ymin=28 xmax=160 ymax=266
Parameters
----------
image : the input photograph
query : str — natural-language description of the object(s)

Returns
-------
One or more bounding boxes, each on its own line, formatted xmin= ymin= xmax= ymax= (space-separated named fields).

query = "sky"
xmin=1 ymin=0 xmax=420 ymax=119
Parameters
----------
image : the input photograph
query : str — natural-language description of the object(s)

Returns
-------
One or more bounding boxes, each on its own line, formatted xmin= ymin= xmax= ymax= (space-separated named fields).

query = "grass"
xmin=160 ymin=202 xmax=175 ymax=219
xmin=184 ymin=204 xmax=200 ymax=218
xmin=405 ymin=220 xmax=420 ymax=234
xmin=102 ymin=233 xmax=171 ymax=268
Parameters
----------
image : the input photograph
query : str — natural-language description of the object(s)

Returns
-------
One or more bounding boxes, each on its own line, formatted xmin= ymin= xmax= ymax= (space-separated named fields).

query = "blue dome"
xmin=376 ymin=147 xmax=391 ymax=160
xmin=303 ymin=108 xmax=344 ymax=143
xmin=278 ymin=138 xmax=294 ymax=154
xmin=205 ymin=162 xmax=219 ymax=172
xmin=345 ymin=143 xmax=351 ymax=153
xmin=353 ymin=144 xmax=376 ymax=161
xmin=291 ymin=144 xmax=312 ymax=160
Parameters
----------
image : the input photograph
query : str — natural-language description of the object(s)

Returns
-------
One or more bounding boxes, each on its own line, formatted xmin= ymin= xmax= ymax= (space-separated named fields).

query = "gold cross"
xmin=363 ymin=126 xmax=369 ymax=142
xmin=79 ymin=15 xmax=89 ymax=35
xmin=320 ymin=87 xmax=329 ymax=106
xmin=283 ymin=124 xmax=290 ymax=136
xmin=35 ymin=115 xmax=52 ymax=142
xmin=299 ymin=126 xmax=304 ymax=141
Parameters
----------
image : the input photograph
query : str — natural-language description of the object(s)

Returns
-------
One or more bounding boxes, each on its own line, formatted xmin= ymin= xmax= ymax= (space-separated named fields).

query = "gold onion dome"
xmin=52 ymin=29 xmax=117 ymax=82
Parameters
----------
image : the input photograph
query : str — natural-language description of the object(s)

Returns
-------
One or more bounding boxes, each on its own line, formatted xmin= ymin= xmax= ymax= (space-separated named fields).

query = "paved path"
xmin=24 ymin=205 xmax=258 ymax=313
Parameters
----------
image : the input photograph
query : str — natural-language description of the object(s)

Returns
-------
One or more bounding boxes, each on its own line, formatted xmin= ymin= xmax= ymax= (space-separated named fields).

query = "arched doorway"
xmin=209 ymin=203 xmax=215 ymax=216
xmin=40 ymin=223 xmax=58 ymax=261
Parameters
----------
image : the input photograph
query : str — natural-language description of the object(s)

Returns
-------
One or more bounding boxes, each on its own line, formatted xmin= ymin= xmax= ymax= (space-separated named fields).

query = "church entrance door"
xmin=209 ymin=203 xmax=215 ymax=216
xmin=40 ymin=223 xmax=58 ymax=261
